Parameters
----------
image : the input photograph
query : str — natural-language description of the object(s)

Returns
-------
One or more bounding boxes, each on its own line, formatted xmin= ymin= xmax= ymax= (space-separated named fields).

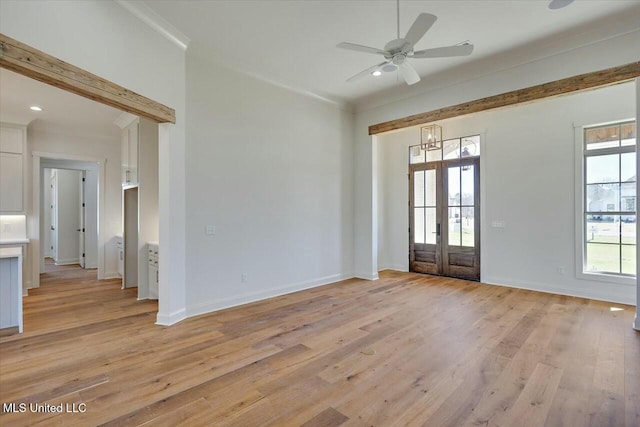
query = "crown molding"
xmin=116 ymin=0 xmax=190 ymax=51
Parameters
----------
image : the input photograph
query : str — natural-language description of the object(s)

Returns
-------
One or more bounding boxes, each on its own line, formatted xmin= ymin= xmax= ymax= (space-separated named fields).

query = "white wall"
xmin=0 ymin=0 xmax=187 ymax=324
xmin=184 ymin=51 xmax=354 ymax=316
xmin=53 ymin=169 xmax=81 ymax=264
xmin=377 ymin=83 xmax=635 ymax=304
xmin=43 ymin=168 xmax=52 ymax=258
xmin=355 ymin=29 xmax=640 ymax=282
xmin=30 ymin=122 xmax=120 ymax=277
xmin=137 ymin=118 xmax=159 ymax=299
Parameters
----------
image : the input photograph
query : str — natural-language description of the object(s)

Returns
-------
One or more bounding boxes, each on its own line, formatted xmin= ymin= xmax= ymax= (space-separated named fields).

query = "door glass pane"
xmin=621 ymin=216 xmax=636 ymax=244
xmin=448 ymin=207 xmax=461 ymax=246
xmin=425 ymin=207 xmax=437 ymax=244
xmin=448 ymin=167 xmax=460 ymax=206
xmin=586 ymin=243 xmax=620 ymax=273
xmin=586 ymin=154 xmax=619 ymax=184
xmin=621 ymin=152 xmax=635 ymax=182
xmin=461 ymin=165 xmax=475 ymax=206
xmin=409 ymin=145 xmax=425 ymax=164
xmin=414 ymin=208 xmax=425 ymax=244
xmin=586 ymin=183 xmax=619 ymax=212
xmin=622 ymin=245 xmax=636 ymax=274
xmin=461 ymin=207 xmax=474 ymax=247
xmin=443 ymin=139 xmax=459 ymax=160
xmin=414 ymin=171 xmax=425 ymax=206
xmin=585 ymin=215 xmax=619 ymax=244
xmin=425 ymin=169 xmax=436 ymax=206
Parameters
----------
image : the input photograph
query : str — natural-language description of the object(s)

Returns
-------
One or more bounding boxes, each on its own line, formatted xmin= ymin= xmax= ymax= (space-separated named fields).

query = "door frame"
xmin=409 ymin=156 xmax=481 ymax=280
xmin=34 ymin=151 xmax=106 ymax=285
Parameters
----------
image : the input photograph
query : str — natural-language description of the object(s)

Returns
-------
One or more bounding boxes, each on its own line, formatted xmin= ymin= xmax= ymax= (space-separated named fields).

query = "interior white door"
xmin=78 ymin=171 xmax=86 ymax=268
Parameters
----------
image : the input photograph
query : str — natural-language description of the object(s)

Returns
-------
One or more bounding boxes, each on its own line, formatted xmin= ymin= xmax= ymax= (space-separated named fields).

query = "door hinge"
xmin=82 ymin=177 xmax=86 ymax=182
xmin=51 ymin=246 xmax=53 ymax=250
xmin=82 ymin=203 xmax=85 ymax=207
xmin=82 ymin=253 xmax=85 ymax=258
xmin=82 ymin=228 xmax=85 ymax=232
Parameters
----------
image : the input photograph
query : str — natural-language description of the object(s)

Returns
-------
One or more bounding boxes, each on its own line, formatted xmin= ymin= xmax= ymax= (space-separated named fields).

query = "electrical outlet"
xmin=241 ymin=273 xmax=248 ymax=283
xmin=205 ymin=225 xmax=216 ymax=235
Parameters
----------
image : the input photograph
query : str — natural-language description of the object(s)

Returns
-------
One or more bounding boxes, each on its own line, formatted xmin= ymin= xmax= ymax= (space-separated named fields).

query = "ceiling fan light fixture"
xmin=371 ymin=70 xmax=382 ymax=77
xmin=382 ymin=63 xmax=398 ymax=72
xmin=30 ymin=105 xmax=43 ymax=111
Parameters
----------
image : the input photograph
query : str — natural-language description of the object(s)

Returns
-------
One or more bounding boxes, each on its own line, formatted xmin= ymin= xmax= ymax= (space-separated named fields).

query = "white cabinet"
xmin=0 ymin=247 xmax=23 ymax=334
xmin=121 ymin=121 xmax=139 ymax=186
xmin=0 ymin=124 xmax=26 ymax=213
xmin=147 ymin=243 xmax=158 ymax=300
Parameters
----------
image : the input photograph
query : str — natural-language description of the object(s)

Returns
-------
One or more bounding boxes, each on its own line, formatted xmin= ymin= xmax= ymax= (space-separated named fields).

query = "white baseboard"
xmin=156 ymin=308 xmax=186 ymax=326
xmin=186 ymin=272 xmax=354 ymax=319
xmin=483 ymin=275 xmax=635 ymax=306
xmin=378 ymin=264 xmax=409 ymax=272
xmin=355 ymin=271 xmax=379 ymax=280
xmin=102 ymin=272 xmax=121 ymax=280
xmin=634 ymin=314 xmax=640 ymax=331
xmin=54 ymin=259 xmax=80 ymax=266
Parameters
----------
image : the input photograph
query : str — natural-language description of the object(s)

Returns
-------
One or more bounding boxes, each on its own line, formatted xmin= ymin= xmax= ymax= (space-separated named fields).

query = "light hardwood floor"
xmin=0 ymin=264 xmax=638 ymax=426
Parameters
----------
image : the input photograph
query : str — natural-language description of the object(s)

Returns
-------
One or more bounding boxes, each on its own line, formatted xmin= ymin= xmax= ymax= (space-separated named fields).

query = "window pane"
xmin=461 ymin=136 xmax=480 ymax=157
xmin=409 ymin=145 xmax=425 ymax=164
xmin=586 ymin=183 xmax=619 ymax=212
xmin=425 ymin=169 xmax=436 ymax=206
xmin=443 ymin=139 xmax=459 ymax=160
xmin=461 ymin=165 xmax=474 ymax=206
xmin=425 ymin=207 xmax=437 ymax=244
xmin=621 ymin=182 xmax=635 ymax=212
xmin=586 ymin=243 xmax=620 ymax=274
xmin=622 ymin=245 xmax=636 ymax=275
xmin=448 ymin=167 xmax=460 ymax=206
xmin=414 ymin=171 xmax=425 ymax=206
xmin=621 ymin=122 xmax=636 ymax=147
xmin=414 ymin=208 xmax=425 ymax=244
xmin=622 ymin=216 xmax=636 ymax=244
xmin=585 ymin=125 xmax=620 ymax=150
xmin=448 ymin=207 xmax=461 ymax=246
xmin=586 ymin=215 xmax=620 ymax=244
xmin=586 ymin=154 xmax=619 ymax=183
xmin=621 ymin=152 xmax=635 ymax=182
xmin=461 ymin=207 xmax=474 ymax=247
xmin=426 ymin=147 xmax=442 ymax=162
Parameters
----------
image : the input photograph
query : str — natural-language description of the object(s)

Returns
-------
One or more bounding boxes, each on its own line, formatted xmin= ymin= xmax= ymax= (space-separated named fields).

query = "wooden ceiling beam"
xmin=0 ymin=33 xmax=176 ymax=124
xmin=369 ymin=62 xmax=640 ymax=135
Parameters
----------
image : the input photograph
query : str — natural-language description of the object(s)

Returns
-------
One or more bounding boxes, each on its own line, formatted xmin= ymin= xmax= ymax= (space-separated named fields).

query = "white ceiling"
xmin=0 ymin=68 xmax=122 ymax=135
xmin=142 ymin=0 xmax=640 ymax=110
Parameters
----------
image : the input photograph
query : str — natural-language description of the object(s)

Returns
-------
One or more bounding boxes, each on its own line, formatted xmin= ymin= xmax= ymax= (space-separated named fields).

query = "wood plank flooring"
xmin=0 ymin=264 xmax=638 ymax=426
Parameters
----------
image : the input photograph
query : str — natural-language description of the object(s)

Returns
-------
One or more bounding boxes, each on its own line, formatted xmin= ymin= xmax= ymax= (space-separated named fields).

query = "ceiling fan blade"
xmin=403 ymin=13 xmax=438 ymax=50
xmin=548 ymin=0 xmax=574 ymax=9
xmin=411 ymin=43 xmax=474 ymax=58
xmin=399 ymin=62 xmax=420 ymax=85
xmin=346 ymin=61 xmax=389 ymax=82
xmin=337 ymin=42 xmax=388 ymax=56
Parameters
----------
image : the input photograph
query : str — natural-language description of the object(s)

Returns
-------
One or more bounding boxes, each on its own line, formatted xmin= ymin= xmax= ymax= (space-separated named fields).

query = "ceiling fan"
xmin=337 ymin=0 xmax=474 ymax=85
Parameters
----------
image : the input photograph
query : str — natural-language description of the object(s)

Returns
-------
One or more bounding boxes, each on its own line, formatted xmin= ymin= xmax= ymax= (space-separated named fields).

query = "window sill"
xmin=576 ymin=271 xmax=636 ymax=286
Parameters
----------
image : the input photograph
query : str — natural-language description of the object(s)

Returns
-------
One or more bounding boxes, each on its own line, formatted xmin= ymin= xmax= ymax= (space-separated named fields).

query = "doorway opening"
xmin=409 ymin=135 xmax=481 ymax=281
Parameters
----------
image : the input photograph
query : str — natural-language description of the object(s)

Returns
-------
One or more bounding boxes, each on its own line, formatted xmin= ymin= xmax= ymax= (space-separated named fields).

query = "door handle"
xmin=51 ymin=226 xmax=55 ymax=230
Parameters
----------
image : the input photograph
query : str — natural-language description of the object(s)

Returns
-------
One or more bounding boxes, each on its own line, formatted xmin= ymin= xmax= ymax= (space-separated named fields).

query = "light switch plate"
xmin=205 ymin=225 xmax=216 ymax=235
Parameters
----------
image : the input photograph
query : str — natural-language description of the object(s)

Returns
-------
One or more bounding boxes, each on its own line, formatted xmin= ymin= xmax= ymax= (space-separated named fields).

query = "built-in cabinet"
xmin=121 ymin=120 xmax=139 ymax=186
xmin=0 ymin=124 xmax=27 ymax=214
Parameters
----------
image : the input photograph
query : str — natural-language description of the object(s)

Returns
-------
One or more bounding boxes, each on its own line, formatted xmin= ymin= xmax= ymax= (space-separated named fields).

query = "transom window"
xmin=582 ymin=121 xmax=636 ymax=277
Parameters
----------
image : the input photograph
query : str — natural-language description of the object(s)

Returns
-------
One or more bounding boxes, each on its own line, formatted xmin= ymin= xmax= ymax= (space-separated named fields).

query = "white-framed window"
xmin=577 ymin=120 xmax=636 ymax=283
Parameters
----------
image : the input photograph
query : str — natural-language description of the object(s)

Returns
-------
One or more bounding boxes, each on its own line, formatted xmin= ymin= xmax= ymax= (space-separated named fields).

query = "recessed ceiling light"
xmin=30 ymin=106 xmax=43 ymax=111
xmin=371 ymin=70 xmax=382 ymax=77
xmin=548 ymin=0 xmax=574 ymax=10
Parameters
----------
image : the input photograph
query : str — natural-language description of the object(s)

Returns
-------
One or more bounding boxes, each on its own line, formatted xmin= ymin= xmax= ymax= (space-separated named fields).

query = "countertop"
xmin=0 ymin=247 xmax=23 ymax=258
